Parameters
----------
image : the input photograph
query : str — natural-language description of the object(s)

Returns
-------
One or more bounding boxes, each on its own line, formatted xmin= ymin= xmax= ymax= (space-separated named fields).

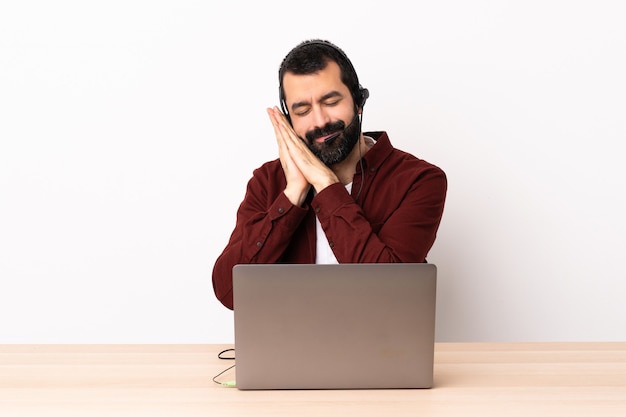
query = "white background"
xmin=1 ymin=1 xmax=625 ymax=343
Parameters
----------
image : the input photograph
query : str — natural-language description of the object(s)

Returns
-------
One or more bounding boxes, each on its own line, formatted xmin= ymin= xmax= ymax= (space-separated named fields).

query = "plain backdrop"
xmin=1 ymin=0 xmax=625 ymax=343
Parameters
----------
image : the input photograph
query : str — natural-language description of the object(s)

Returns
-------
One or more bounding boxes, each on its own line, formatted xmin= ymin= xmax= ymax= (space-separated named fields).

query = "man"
xmin=212 ymin=39 xmax=447 ymax=309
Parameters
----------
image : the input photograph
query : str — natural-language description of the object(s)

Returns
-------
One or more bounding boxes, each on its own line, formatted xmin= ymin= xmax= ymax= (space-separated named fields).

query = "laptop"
xmin=232 ymin=263 xmax=437 ymax=390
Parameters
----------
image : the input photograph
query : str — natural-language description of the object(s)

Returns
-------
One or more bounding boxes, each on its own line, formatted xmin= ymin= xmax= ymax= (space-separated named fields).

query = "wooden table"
xmin=1 ymin=343 xmax=625 ymax=416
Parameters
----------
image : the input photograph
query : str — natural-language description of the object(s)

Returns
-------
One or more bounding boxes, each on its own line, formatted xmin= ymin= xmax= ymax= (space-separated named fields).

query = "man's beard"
xmin=304 ymin=113 xmax=360 ymax=166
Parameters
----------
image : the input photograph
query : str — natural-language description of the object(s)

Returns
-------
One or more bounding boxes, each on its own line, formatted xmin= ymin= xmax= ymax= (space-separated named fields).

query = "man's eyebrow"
xmin=290 ymin=90 xmax=344 ymax=113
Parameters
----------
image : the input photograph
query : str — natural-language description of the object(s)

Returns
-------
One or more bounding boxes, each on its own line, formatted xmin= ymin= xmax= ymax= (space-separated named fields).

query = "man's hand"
xmin=267 ymin=107 xmax=310 ymax=206
xmin=267 ymin=107 xmax=339 ymax=205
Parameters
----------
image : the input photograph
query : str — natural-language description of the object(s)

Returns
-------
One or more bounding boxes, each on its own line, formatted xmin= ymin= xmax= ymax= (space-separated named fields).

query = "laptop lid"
xmin=232 ymin=263 xmax=437 ymax=390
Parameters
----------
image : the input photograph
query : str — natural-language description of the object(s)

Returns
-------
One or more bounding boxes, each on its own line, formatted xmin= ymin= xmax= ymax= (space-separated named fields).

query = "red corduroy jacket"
xmin=212 ymin=131 xmax=447 ymax=309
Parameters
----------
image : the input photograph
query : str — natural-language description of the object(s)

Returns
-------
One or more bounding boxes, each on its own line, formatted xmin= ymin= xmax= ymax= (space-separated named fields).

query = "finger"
xmin=268 ymin=111 xmax=293 ymax=167
xmin=266 ymin=107 xmax=280 ymax=128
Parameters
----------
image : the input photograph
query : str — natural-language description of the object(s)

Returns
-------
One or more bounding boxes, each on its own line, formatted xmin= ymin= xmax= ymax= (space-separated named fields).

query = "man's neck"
xmin=331 ymin=135 xmax=372 ymax=185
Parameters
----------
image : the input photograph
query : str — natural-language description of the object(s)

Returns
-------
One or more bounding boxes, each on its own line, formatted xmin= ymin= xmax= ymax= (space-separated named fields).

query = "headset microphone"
xmin=323 ymin=110 xmax=361 ymax=144
xmin=324 ymin=133 xmax=340 ymax=144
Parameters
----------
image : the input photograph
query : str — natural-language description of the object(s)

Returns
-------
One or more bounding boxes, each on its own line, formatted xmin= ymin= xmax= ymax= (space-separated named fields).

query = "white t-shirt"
xmin=315 ymin=182 xmax=353 ymax=264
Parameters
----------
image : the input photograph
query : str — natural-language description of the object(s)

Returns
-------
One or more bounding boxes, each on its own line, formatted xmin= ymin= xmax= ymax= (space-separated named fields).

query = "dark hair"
xmin=278 ymin=39 xmax=366 ymax=118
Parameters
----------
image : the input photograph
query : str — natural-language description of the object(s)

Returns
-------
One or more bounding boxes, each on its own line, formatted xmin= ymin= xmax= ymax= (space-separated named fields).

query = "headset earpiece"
xmin=359 ymin=87 xmax=369 ymax=108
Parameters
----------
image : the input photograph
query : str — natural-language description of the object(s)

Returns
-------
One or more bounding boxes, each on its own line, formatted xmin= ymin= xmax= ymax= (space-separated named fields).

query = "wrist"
xmin=284 ymin=186 xmax=309 ymax=207
xmin=312 ymin=174 xmax=340 ymax=194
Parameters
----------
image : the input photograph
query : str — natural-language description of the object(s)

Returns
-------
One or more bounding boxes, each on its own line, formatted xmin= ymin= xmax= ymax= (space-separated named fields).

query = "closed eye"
xmin=294 ymin=101 xmax=339 ymax=117
xmin=293 ymin=107 xmax=311 ymax=117
xmin=290 ymin=91 xmax=345 ymax=117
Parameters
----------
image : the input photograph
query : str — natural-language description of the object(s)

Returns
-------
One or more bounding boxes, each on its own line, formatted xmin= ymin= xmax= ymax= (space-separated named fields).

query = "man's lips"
xmin=315 ymin=132 xmax=340 ymax=144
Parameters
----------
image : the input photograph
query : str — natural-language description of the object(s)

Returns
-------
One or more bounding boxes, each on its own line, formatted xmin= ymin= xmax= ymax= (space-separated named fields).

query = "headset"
xmin=278 ymin=40 xmax=369 ymax=123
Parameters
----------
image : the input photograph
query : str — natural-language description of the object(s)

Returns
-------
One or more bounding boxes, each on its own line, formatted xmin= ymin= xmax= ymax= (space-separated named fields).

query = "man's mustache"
xmin=305 ymin=120 xmax=346 ymax=142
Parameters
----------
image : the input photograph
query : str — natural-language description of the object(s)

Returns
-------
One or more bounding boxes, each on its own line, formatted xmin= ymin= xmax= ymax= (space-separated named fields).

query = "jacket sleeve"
xmin=313 ymin=165 xmax=447 ymax=264
xmin=211 ymin=167 xmax=308 ymax=309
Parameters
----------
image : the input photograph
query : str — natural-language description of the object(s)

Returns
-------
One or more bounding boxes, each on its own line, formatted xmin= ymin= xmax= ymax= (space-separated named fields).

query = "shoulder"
xmin=367 ymin=131 xmax=446 ymax=181
xmin=252 ymin=159 xmax=284 ymax=180
xmin=246 ymin=158 xmax=287 ymax=195
xmin=252 ymin=158 xmax=282 ymax=177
